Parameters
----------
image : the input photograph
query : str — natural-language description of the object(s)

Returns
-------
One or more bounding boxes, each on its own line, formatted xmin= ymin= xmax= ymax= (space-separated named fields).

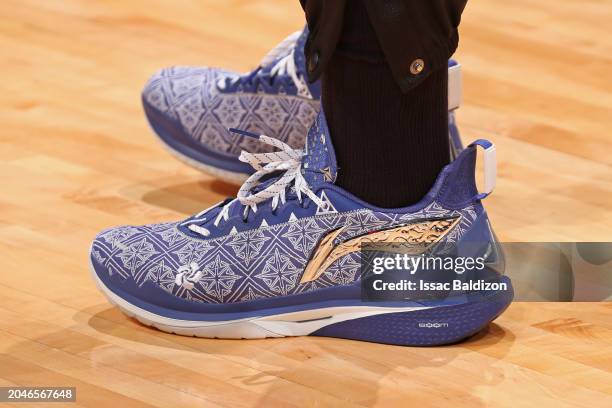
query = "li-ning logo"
xmin=299 ymin=217 xmax=461 ymax=284
xmin=418 ymin=322 xmax=449 ymax=329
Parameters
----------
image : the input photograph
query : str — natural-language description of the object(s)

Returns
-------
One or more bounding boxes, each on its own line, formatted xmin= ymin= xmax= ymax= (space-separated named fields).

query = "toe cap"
xmin=90 ymin=225 xmax=153 ymax=284
xmin=89 ymin=223 xmax=186 ymax=304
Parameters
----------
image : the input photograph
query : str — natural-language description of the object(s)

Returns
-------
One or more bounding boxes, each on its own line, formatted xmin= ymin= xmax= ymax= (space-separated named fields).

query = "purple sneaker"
xmin=90 ymin=110 xmax=512 ymax=346
xmin=142 ymin=27 xmax=465 ymax=183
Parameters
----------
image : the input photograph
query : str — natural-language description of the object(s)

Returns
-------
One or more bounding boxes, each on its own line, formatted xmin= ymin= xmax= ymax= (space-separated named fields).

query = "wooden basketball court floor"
xmin=0 ymin=0 xmax=611 ymax=406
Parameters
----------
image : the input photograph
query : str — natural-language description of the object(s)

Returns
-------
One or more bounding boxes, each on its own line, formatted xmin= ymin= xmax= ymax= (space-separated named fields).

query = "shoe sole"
xmin=90 ymin=257 xmax=513 ymax=346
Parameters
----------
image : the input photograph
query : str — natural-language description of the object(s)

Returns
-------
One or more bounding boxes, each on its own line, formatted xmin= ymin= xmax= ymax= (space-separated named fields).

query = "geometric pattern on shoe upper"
xmin=142 ymin=28 xmax=320 ymax=157
xmin=91 ymin=201 xmax=479 ymax=304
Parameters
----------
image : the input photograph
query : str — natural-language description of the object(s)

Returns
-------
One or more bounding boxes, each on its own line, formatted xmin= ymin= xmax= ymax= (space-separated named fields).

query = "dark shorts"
xmin=300 ymin=0 xmax=467 ymax=93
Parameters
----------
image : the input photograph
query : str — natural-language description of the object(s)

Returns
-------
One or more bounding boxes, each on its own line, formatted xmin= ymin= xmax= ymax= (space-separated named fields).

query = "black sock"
xmin=321 ymin=0 xmax=450 ymax=208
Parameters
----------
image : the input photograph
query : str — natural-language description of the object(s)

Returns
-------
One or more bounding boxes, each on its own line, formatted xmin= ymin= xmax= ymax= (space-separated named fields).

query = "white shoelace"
xmin=217 ymin=31 xmax=311 ymax=98
xmin=185 ymin=134 xmax=327 ymax=237
xmin=176 ymin=134 xmax=328 ymax=289
xmin=268 ymin=51 xmax=311 ymax=98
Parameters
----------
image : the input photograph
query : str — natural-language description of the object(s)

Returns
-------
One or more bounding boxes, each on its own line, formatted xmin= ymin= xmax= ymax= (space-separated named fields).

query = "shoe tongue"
xmin=258 ymin=26 xmax=320 ymax=99
xmin=301 ymin=111 xmax=338 ymax=185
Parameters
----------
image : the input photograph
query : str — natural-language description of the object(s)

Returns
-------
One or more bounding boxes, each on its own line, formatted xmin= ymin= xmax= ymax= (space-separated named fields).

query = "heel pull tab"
xmin=469 ymin=140 xmax=496 ymax=200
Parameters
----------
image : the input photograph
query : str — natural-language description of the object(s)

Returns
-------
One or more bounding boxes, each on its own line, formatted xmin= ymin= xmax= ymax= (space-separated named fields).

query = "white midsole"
xmin=90 ymin=259 xmax=430 ymax=338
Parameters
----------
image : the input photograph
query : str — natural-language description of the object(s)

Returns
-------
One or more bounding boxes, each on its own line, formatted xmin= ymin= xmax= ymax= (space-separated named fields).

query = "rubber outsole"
xmin=91 ymin=256 xmax=513 ymax=345
xmin=312 ymin=285 xmax=513 ymax=346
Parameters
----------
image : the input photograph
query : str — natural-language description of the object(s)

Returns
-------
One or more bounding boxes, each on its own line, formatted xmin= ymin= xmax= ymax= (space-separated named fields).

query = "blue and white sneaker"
xmin=142 ymin=28 xmax=465 ymax=183
xmin=89 ymin=110 xmax=512 ymax=346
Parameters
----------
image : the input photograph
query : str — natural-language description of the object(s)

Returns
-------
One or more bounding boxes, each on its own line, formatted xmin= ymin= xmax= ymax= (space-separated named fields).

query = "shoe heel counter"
xmin=436 ymin=145 xmax=479 ymax=209
xmin=456 ymin=208 xmax=506 ymax=278
xmin=436 ymin=138 xmax=497 ymax=208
